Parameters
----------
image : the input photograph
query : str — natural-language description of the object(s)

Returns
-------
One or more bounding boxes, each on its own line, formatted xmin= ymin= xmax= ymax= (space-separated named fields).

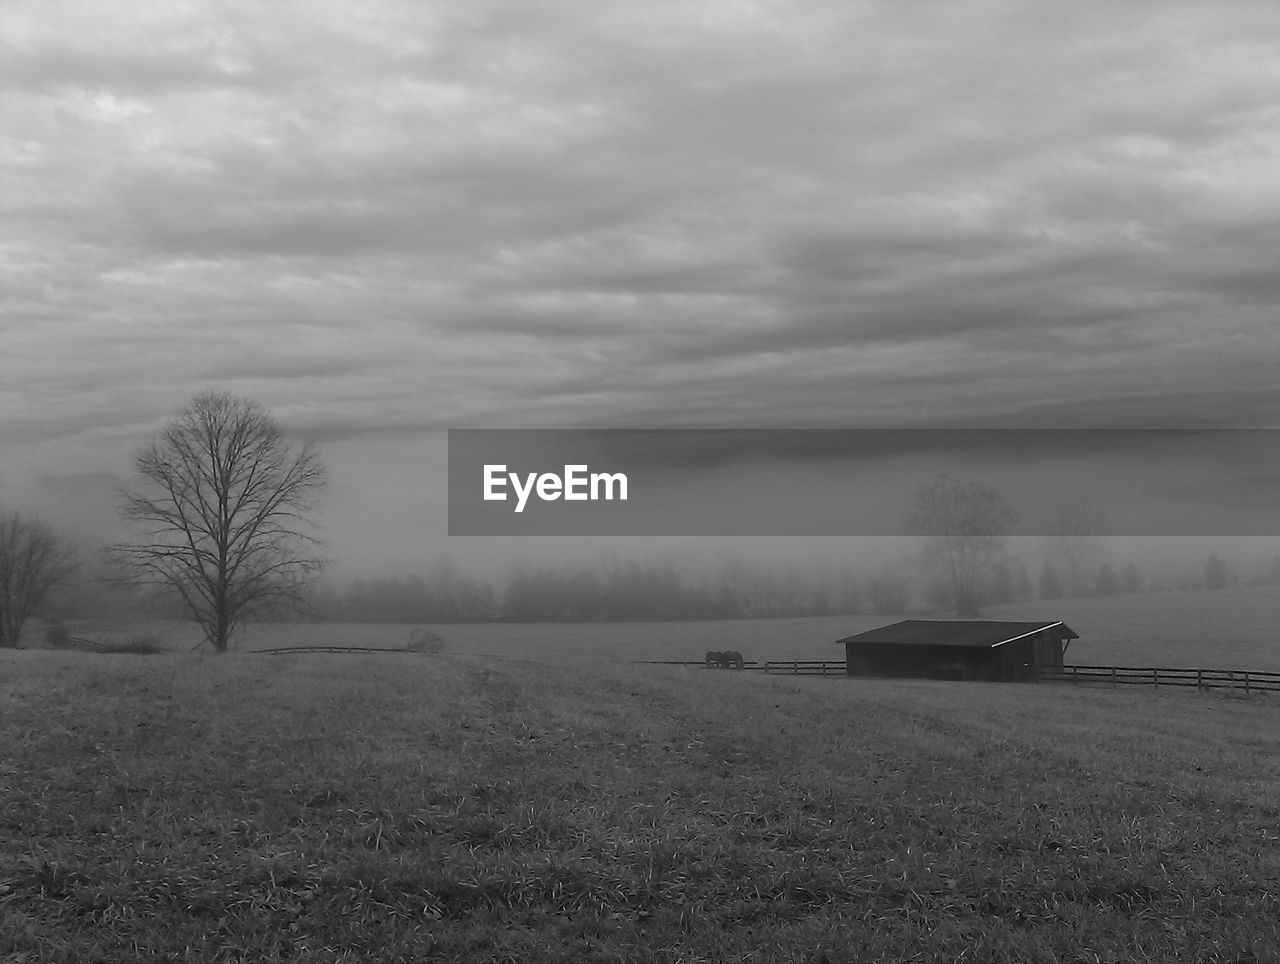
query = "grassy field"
xmin=53 ymin=583 xmax=1280 ymax=671
xmin=2 ymin=647 xmax=1279 ymax=962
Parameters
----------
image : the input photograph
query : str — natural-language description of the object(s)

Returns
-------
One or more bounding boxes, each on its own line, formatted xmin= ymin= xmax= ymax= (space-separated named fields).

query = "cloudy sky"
xmin=4 ymin=1 xmax=1280 ymax=568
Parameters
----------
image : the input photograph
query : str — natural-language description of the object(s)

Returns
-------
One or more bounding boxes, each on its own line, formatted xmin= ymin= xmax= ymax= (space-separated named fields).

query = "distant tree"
xmin=905 ymin=475 xmax=1018 ymax=617
xmin=715 ymin=557 xmax=778 ymax=618
xmin=868 ymin=561 xmax=910 ymax=614
xmin=338 ymin=566 xmax=500 ymax=623
xmin=300 ymin=576 xmax=348 ymax=621
xmin=840 ymin=575 xmax=864 ymax=615
xmin=1264 ymin=554 xmax=1280 ymax=586
xmin=427 ymin=559 xmax=499 ymax=621
xmin=1043 ymin=497 xmax=1108 ymax=597
xmin=983 ymin=559 xmax=1017 ymax=606
xmin=712 ymin=584 xmax=742 ymax=619
xmin=810 ymin=588 xmax=832 ymax=616
xmin=1038 ymin=561 xmax=1063 ymax=600
xmin=1204 ymin=552 xmax=1228 ymax=591
xmin=1121 ymin=562 xmax=1144 ymax=595
xmin=922 ymin=573 xmax=952 ymax=612
xmin=0 ymin=511 xmax=76 ymax=647
xmin=502 ymin=567 xmax=571 ymax=621
xmin=1094 ymin=561 xmax=1120 ymax=596
xmin=500 ymin=558 xmax=723 ymax=622
xmin=1014 ymin=561 xmax=1034 ymax=600
xmin=108 ymin=392 xmax=328 ymax=652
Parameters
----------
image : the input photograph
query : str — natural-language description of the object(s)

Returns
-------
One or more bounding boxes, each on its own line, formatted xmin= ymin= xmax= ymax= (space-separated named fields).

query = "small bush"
xmin=45 ymin=621 xmax=71 ymax=648
xmin=406 ymin=627 xmax=447 ymax=654
xmin=101 ymin=635 xmax=165 ymax=655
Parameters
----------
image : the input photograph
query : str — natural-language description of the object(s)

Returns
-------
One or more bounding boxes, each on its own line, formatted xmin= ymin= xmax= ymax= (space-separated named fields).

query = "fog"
xmin=11 ymin=426 xmax=1280 ymax=609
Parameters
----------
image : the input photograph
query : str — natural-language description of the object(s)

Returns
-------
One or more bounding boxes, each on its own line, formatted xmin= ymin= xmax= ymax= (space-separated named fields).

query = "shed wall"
xmin=845 ymin=643 xmax=999 ymax=680
xmin=843 ymin=628 xmax=1068 ymax=682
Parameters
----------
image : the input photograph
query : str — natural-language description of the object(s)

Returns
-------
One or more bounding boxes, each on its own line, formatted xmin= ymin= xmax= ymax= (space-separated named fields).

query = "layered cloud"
xmin=4 ymin=0 xmax=1280 ymax=475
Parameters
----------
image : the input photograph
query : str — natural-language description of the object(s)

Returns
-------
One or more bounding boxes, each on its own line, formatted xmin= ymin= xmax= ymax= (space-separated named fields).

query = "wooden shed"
xmin=836 ymin=620 xmax=1077 ymax=682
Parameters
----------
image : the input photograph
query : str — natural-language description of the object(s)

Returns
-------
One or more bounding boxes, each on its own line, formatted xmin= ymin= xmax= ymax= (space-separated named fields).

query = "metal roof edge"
xmin=989 ymin=620 xmax=1064 ymax=648
xmin=836 ymin=619 xmax=1077 ymax=647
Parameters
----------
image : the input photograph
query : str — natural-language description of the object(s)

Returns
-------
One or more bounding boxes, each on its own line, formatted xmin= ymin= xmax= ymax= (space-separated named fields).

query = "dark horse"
xmin=705 ymin=650 xmax=745 ymax=669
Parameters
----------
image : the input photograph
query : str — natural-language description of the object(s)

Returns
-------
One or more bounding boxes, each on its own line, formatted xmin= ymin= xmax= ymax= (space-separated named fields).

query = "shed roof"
xmin=836 ymin=619 xmax=1077 ymax=649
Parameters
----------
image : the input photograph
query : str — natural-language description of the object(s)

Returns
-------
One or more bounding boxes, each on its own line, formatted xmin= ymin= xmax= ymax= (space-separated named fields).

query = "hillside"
xmin=2 ymin=649 xmax=1277 ymax=962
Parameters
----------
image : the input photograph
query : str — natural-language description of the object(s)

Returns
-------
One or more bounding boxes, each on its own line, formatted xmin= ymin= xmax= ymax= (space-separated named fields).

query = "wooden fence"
xmin=66 ymin=636 xmax=108 ymax=651
xmin=1038 ymin=664 xmax=1280 ymax=693
xmin=638 ymin=659 xmax=1280 ymax=693
xmin=763 ymin=660 xmax=846 ymax=676
xmin=234 ymin=653 xmax=1280 ymax=695
xmin=247 ymin=645 xmax=420 ymax=656
xmin=636 ymin=659 xmax=843 ymax=675
xmin=758 ymin=661 xmax=1280 ymax=690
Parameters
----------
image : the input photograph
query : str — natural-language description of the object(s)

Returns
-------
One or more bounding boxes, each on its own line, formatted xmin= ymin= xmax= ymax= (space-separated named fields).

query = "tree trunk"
xmin=212 ymin=608 xmax=230 ymax=652
xmin=0 ymin=608 xmax=16 ymax=647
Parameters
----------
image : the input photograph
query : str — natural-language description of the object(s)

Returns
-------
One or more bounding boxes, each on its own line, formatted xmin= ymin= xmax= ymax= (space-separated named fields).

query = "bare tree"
xmin=1204 ymin=551 xmax=1229 ymax=590
xmin=867 ymin=558 xmax=911 ymax=614
xmin=0 ymin=512 xmax=77 ymax=647
xmin=109 ymin=392 xmax=328 ymax=652
xmin=904 ymin=475 xmax=1018 ymax=617
xmin=1042 ymin=497 xmax=1108 ymax=596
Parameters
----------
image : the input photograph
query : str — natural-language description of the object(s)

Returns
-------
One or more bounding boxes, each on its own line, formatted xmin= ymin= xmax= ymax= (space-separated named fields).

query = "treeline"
xmin=303 ymin=559 xmax=859 ymax=623
xmin=296 ymin=550 xmax=1280 ymax=625
xmin=1036 ymin=551 xmax=1280 ymax=599
xmin=39 ymin=547 xmax=1280 ymax=628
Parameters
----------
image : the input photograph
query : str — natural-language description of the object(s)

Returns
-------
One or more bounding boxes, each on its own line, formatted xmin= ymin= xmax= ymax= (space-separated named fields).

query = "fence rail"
xmin=639 ymin=658 xmax=1280 ymax=693
xmin=66 ymin=635 xmax=108 ymax=651
xmin=247 ymin=645 xmax=420 ymax=656
xmin=636 ymin=660 xmax=846 ymax=675
xmin=763 ymin=660 xmax=846 ymax=676
xmin=1040 ymin=663 xmax=1280 ymax=693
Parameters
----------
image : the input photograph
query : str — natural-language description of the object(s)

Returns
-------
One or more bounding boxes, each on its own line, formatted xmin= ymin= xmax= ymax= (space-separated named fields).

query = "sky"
xmin=4 ymin=0 xmax=1280 ymax=574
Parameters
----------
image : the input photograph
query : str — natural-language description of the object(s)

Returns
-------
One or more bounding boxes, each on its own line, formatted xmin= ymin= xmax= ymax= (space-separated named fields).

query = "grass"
xmin=2 ymin=648 xmax=1279 ymax=962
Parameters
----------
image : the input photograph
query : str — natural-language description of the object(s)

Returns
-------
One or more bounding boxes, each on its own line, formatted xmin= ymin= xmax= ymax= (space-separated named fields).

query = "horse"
xmin=706 ymin=650 xmax=744 ymax=669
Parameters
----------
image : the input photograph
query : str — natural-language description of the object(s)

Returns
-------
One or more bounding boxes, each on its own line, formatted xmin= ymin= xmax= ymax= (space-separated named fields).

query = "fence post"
xmin=1153 ymin=668 xmax=1158 ymax=689
xmin=1112 ymin=666 xmax=1117 ymax=686
xmin=1197 ymin=668 xmax=1203 ymax=691
xmin=1245 ymin=672 xmax=1251 ymax=695
xmin=793 ymin=662 xmax=798 ymax=675
xmin=1072 ymin=665 xmax=1078 ymax=685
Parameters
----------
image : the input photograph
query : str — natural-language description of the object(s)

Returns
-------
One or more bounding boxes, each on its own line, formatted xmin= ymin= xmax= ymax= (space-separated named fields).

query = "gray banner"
xmin=448 ymin=429 xmax=1280 ymax=536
